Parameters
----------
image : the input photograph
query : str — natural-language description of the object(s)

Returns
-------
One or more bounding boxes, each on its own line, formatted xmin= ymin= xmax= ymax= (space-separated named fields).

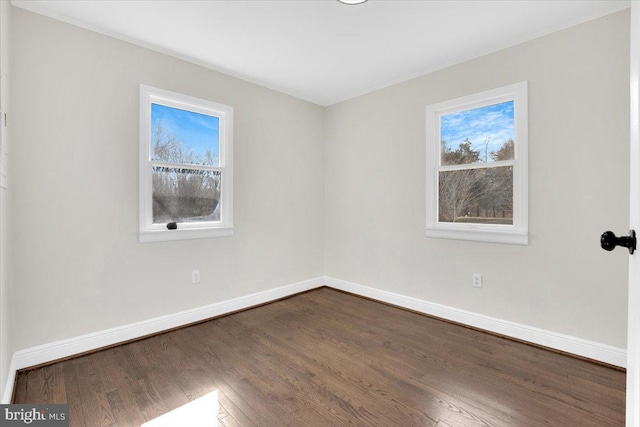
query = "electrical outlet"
xmin=473 ymin=273 xmax=482 ymax=288
xmin=192 ymin=270 xmax=201 ymax=284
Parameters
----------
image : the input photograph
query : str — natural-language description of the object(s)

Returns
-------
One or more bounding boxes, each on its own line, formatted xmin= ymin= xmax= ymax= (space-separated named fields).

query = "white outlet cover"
xmin=473 ymin=274 xmax=482 ymax=288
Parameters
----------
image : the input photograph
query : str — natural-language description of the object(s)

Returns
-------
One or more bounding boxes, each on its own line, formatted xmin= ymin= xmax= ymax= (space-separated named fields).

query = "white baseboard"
xmin=9 ymin=277 xmax=325 ymax=374
xmin=325 ymin=276 xmax=627 ymax=368
xmin=1 ymin=355 xmax=16 ymax=404
xmin=3 ymin=275 xmax=626 ymax=403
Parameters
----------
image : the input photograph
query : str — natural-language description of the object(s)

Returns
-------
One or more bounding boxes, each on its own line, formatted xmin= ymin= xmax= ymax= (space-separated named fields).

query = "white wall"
xmin=10 ymin=7 xmax=325 ymax=351
xmin=7 ymin=4 xmax=631 ymax=370
xmin=325 ymin=10 xmax=630 ymax=348
xmin=0 ymin=0 xmax=12 ymax=401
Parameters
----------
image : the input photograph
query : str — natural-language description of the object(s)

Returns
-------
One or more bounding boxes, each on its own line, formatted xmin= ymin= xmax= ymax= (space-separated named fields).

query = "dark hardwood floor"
xmin=13 ymin=287 xmax=625 ymax=426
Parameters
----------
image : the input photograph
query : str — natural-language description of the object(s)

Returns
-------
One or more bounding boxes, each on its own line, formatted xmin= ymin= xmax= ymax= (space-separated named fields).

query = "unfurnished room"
xmin=0 ymin=0 xmax=639 ymax=426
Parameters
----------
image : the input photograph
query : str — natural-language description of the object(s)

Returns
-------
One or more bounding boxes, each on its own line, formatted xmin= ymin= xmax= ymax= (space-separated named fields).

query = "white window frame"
xmin=139 ymin=85 xmax=234 ymax=243
xmin=425 ymin=82 xmax=528 ymax=245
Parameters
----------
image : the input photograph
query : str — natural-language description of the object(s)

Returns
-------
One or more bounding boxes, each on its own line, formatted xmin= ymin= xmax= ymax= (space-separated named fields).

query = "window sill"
xmin=424 ymin=226 xmax=528 ymax=245
xmin=139 ymin=226 xmax=234 ymax=243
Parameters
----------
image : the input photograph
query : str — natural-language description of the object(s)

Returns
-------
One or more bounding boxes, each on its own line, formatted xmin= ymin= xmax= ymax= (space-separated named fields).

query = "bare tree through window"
xmin=438 ymin=101 xmax=515 ymax=224
xmin=150 ymin=105 xmax=221 ymax=224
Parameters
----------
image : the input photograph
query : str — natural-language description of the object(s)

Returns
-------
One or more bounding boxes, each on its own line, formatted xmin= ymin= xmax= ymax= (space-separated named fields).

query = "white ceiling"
xmin=12 ymin=0 xmax=630 ymax=106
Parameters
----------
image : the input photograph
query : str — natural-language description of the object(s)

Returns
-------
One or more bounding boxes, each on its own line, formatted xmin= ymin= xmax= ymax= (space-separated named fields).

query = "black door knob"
xmin=601 ymin=230 xmax=636 ymax=254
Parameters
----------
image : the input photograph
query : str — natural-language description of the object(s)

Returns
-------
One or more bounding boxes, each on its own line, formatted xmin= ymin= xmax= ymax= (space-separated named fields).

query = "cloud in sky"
xmin=440 ymin=101 xmax=514 ymax=159
xmin=151 ymin=103 xmax=220 ymax=163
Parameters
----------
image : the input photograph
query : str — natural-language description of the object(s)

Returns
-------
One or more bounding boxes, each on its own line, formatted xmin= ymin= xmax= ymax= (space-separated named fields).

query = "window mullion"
xmin=438 ymin=160 xmax=515 ymax=172
xmin=150 ymin=160 xmax=223 ymax=172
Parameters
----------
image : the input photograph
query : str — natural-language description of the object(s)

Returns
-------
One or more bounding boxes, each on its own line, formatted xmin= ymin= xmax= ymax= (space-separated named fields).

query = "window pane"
xmin=440 ymin=101 xmax=514 ymax=166
xmin=152 ymin=166 xmax=221 ymax=224
xmin=151 ymin=103 xmax=220 ymax=167
xmin=439 ymin=166 xmax=513 ymax=224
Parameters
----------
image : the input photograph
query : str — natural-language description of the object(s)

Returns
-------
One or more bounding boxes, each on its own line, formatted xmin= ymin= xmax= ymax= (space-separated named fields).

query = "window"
xmin=425 ymin=82 xmax=528 ymax=245
xmin=139 ymin=85 xmax=233 ymax=242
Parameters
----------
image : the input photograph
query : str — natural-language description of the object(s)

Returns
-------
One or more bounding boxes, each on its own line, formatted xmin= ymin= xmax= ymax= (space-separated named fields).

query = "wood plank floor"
xmin=13 ymin=287 xmax=625 ymax=426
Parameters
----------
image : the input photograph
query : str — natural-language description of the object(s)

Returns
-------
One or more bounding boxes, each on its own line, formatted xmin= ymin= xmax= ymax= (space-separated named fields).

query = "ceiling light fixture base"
xmin=338 ymin=0 xmax=368 ymax=5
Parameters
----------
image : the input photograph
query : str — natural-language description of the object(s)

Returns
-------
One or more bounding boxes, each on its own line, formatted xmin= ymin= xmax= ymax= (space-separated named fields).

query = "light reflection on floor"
xmin=141 ymin=390 xmax=220 ymax=427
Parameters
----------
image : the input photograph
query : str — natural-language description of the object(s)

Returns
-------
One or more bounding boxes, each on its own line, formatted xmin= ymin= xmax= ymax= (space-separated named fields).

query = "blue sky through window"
xmin=151 ymin=103 xmax=219 ymax=165
xmin=440 ymin=101 xmax=514 ymax=161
